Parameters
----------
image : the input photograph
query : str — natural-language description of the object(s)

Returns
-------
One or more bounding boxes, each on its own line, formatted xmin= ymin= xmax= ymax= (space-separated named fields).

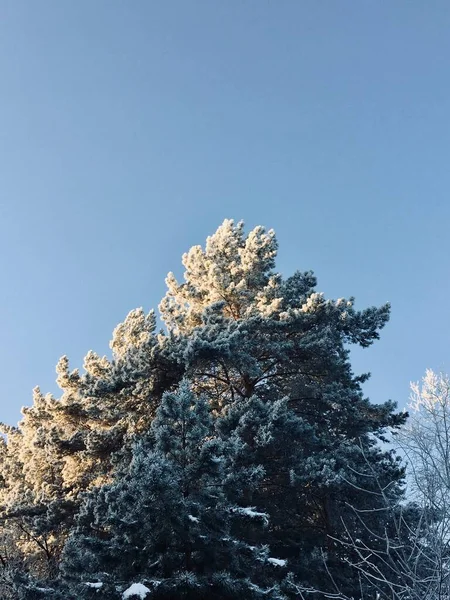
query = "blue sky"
xmin=1 ymin=1 xmax=450 ymax=424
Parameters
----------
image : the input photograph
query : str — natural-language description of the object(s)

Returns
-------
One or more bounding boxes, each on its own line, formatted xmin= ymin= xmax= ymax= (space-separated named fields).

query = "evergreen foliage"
xmin=60 ymin=380 xmax=284 ymax=598
xmin=0 ymin=220 xmax=410 ymax=599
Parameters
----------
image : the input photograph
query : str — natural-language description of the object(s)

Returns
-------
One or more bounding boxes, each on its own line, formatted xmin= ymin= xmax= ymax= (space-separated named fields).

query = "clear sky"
xmin=1 ymin=1 xmax=450 ymax=425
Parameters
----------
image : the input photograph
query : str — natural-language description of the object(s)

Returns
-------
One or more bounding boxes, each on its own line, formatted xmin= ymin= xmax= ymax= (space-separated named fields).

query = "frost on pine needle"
xmin=122 ymin=582 xmax=151 ymax=599
xmin=267 ymin=558 xmax=287 ymax=567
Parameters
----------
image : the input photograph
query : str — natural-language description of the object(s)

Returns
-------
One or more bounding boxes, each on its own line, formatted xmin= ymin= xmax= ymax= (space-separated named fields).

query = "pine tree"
xmin=0 ymin=219 xmax=408 ymax=598
xmin=0 ymin=309 xmax=181 ymax=594
xmin=60 ymin=380 xmax=285 ymax=599
xmin=0 ymin=388 xmax=73 ymax=582
xmin=51 ymin=307 xmax=180 ymax=494
xmin=159 ymin=219 xmax=407 ymax=596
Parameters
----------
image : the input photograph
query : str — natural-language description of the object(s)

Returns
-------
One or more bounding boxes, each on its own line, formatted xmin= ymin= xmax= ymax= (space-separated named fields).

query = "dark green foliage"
xmin=0 ymin=221 xmax=411 ymax=599
xmin=60 ymin=381 xmax=284 ymax=598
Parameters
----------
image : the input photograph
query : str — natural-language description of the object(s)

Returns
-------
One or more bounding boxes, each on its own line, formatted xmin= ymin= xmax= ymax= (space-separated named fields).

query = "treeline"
xmin=0 ymin=220 xmax=447 ymax=599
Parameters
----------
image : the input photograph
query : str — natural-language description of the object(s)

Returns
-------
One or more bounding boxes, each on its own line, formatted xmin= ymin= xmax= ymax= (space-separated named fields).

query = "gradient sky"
xmin=1 ymin=1 xmax=450 ymax=425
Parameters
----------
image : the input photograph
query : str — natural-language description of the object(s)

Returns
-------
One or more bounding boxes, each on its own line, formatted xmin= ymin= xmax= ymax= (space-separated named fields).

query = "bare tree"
xmin=333 ymin=449 xmax=448 ymax=599
xmin=328 ymin=372 xmax=450 ymax=599
xmin=394 ymin=370 xmax=450 ymax=598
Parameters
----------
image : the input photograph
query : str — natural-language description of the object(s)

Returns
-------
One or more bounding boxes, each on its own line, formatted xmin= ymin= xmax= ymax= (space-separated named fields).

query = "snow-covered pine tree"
xmin=60 ymin=380 xmax=285 ymax=599
xmin=159 ymin=219 xmax=407 ymax=596
xmin=0 ymin=308 xmax=181 ymax=594
xmin=52 ymin=307 xmax=180 ymax=494
xmin=0 ymin=387 xmax=72 ymax=585
xmin=0 ymin=219 xmax=408 ymax=598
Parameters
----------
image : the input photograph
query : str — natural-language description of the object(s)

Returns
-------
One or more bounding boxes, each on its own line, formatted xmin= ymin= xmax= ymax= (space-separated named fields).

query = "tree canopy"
xmin=0 ymin=220 xmax=410 ymax=599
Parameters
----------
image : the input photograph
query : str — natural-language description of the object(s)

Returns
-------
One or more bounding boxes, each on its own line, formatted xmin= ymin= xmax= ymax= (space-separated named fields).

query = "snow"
xmin=188 ymin=514 xmax=199 ymax=523
xmin=232 ymin=506 xmax=269 ymax=525
xmin=268 ymin=557 xmax=287 ymax=567
xmin=237 ymin=507 xmax=266 ymax=518
xmin=85 ymin=582 xmax=103 ymax=589
xmin=122 ymin=583 xmax=151 ymax=599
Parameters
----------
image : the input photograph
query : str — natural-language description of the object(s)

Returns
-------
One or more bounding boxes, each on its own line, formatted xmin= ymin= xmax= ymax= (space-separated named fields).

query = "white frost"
xmin=268 ymin=557 xmax=287 ymax=567
xmin=232 ymin=506 xmax=269 ymax=525
xmin=122 ymin=583 xmax=151 ymax=599
xmin=85 ymin=582 xmax=103 ymax=589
